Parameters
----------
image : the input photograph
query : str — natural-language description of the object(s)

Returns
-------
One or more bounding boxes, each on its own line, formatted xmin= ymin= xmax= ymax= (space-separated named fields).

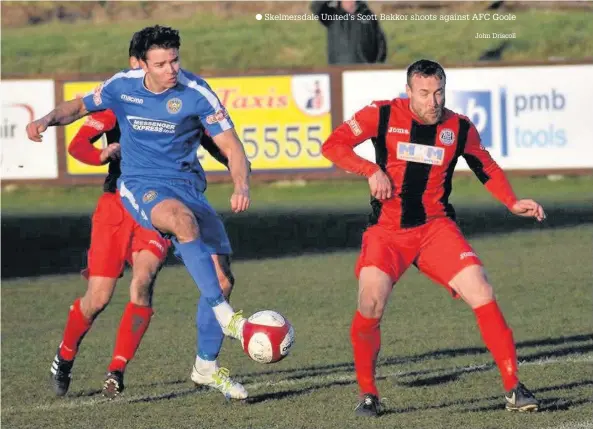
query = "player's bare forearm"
xmin=213 ymin=129 xmax=250 ymax=191
xmin=43 ymin=99 xmax=89 ymax=127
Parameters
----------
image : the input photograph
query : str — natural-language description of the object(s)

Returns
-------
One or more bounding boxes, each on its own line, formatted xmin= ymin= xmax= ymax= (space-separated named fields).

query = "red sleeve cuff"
xmin=485 ymin=169 xmax=517 ymax=209
xmin=69 ymin=141 xmax=103 ymax=166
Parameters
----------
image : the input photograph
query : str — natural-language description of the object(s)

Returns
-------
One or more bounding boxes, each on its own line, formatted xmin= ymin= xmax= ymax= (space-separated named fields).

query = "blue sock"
xmin=173 ymin=239 xmax=225 ymax=303
xmin=196 ymin=297 xmax=224 ymax=361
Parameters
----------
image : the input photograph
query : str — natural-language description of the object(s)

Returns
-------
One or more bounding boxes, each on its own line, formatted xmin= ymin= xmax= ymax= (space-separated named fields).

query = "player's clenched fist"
xmin=230 ymin=187 xmax=250 ymax=213
xmin=26 ymin=118 xmax=50 ymax=142
xmin=100 ymin=143 xmax=121 ymax=164
xmin=368 ymin=169 xmax=393 ymax=200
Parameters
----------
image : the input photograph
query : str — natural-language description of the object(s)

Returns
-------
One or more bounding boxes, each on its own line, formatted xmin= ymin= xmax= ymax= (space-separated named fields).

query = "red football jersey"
xmin=322 ymin=98 xmax=517 ymax=229
xmin=68 ymin=109 xmax=121 ymax=193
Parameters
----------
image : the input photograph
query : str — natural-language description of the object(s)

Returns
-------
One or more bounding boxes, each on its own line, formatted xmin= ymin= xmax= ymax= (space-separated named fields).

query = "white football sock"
xmin=212 ymin=301 xmax=235 ymax=327
xmin=194 ymin=355 xmax=217 ymax=375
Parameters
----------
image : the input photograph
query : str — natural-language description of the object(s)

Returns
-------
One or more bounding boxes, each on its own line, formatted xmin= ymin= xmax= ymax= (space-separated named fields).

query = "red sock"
xmin=108 ymin=303 xmax=154 ymax=373
xmin=474 ymin=301 xmax=519 ymax=391
xmin=59 ymin=298 xmax=92 ymax=361
xmin=351 ymin=310 xmax=381 ymax=397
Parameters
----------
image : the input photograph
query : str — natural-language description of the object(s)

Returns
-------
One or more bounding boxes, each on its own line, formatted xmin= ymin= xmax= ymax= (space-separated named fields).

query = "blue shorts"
xmin=118 ymin=177 xmax=232 ymax=255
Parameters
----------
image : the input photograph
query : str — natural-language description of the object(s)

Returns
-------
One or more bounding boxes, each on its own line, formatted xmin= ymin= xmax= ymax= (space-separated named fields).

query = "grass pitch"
xmin=2 ymin=225 xmax=592 ymax=429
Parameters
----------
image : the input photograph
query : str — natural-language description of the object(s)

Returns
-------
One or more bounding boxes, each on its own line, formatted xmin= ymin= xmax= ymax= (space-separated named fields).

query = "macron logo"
xmin=121 ymin=94 xmax=144 ymax=104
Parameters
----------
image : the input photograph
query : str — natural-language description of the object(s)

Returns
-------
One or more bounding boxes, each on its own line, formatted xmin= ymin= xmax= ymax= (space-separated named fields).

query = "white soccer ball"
xmin=242 ymin=310 xmax=295 ymax=364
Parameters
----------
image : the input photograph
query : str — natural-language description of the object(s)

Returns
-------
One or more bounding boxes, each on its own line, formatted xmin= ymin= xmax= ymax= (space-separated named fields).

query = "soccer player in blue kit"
xmin=26 ymin=25 xmax=251 ymax=399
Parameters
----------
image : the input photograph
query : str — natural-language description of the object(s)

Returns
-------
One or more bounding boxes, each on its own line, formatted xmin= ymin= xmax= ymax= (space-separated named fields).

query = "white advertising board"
xmin=343 ymin=65 xmax=593 ymax=170
xmin=1 ymin=80 xmax=58 ymax=179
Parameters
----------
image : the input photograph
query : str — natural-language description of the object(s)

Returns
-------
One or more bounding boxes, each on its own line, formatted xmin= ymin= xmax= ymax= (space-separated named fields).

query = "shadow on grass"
xmin=235 ymin=333 xmax=592 ymax=380
xmin=3 ymin=203 xmax=592 ymax=278
xmin=112 ymin=333 xmax=592 ymax=410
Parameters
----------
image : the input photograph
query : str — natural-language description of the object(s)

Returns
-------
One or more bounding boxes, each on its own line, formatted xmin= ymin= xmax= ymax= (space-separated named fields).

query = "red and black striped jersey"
xmin=322 ymin=98 xmax=517 ymax=229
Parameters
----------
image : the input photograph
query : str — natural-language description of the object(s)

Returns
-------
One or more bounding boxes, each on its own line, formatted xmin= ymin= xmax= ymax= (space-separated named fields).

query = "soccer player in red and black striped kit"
xmin=322 ymin=60 xmax=545 ymax=416
xmin=51 ymin=35 xmax=233 ymax=399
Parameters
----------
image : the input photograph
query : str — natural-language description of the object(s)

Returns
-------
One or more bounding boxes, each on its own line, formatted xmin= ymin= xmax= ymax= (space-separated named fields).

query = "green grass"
xmin=2 ymin=225 xmax=592 ymax=428
xmin=2 ymin=175 xmax=592 ymax=216
xmin=3 ymin=9 xmax=593 ymax=76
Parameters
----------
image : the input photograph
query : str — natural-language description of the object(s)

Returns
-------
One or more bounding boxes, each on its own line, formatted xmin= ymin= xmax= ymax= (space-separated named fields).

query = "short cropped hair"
xmin=406 ymin=59 xmax=446 ymax=87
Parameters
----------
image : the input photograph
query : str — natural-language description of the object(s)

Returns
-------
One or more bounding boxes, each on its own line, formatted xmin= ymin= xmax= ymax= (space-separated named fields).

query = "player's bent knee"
xmin=358 ymin=297 xmax=387 ymax=319
xmin=358 ymin=267 xmax=393 ymax=319
xmin=83 ymin=277 xmax=117 ymax=318
xmin=449 ymin=265 xmax=495 ymax=308
xmin=151 ymin=200 xmax=198 ymax=242
xmin=82 ymin=292 xmax=111 ymax=318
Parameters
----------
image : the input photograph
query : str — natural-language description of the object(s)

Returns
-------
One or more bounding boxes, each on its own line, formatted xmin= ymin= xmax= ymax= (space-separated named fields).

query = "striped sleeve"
xmin=321 ymin=102 xmax=382 ymax=177
xmin=463 ymin=122 xmax=517 ymax=209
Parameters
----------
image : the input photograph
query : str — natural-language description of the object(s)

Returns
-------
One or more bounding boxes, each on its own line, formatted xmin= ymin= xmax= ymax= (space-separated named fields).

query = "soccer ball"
xmin=242 ymin=310 xmax=295 ymax=364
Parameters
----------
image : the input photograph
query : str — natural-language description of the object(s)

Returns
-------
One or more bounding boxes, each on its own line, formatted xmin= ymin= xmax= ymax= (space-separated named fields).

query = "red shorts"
xmin=355 ymin=217 xmax=482 ymax=297
xmin=85 ymin=192 xmax=170 ymax=278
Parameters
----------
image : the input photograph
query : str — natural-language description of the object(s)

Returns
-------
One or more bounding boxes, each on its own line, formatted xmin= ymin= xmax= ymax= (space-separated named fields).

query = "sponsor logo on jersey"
xmin=460 ymin=251 xmax=478 ymax=260
xmin=93 ymin=84 xmax=103 ymax=106
xmin=149 ymin=239 xmax=165 ymax=253
xmin=388 ymin=127 xmax=409 ymax=134
xmin=142 ymin=190 xmax=158 ymax=204
xmin=85 ymin=117 xmax=105 ymax=131
xmin=205 ymin=107 xmax=229 ymax=124
xmin=121 ymin=94 xmax=144 ymax=105
xmin=347 ymin=117 xmax=362 ymax=136
xmin=397 ymin=142 xmax=444 ymax=166
xmin=166 ymin=97 xmax=182 ymax=114
xmin=126 ymin=116 xmax=176 ymax=134
xmin=439 ymin=128 xmax=455 ymax=145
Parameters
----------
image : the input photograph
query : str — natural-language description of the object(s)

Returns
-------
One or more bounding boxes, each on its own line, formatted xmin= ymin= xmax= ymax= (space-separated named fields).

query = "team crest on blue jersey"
xmin=439 ymin=129 xmax=455 ymax=146
xmin=143 ymin=190 xmax=158 ymax=203
xmin=166 ymin=98 xmax=182 ymax=114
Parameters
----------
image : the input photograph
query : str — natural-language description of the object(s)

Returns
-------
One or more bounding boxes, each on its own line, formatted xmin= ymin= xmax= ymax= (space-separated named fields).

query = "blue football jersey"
xmin=82 ymin=68 xmax=233 ymax=185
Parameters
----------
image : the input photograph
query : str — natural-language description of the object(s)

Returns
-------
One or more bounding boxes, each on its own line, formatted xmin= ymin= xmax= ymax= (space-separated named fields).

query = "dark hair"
xmin=128 ymin=31 xmax=142 ymax=58
xmin=134 ymin=25 xmax=181 ymax=61
xmin=406 ymin=59 xmax=446 ymax=87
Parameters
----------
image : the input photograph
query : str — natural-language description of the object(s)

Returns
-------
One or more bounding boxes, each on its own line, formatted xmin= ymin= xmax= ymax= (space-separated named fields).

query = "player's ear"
xmin=129 ymin=56 xmax=139 ymax=69
xmin=139 ymin=58 xmax=149 ymax=72
xmin=405 ymin=84 xmax=412 ymax=99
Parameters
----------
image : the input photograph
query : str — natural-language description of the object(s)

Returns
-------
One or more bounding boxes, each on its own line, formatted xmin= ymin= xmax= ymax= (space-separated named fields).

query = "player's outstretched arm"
xmin=26 ymin=98 xmax=89 ymax=142
xmin=509 ymin=199 xmax=546 ymax=222
xmin=212 ymin=128 xmax=251 ymax=213
xmin=462 ymin=122 xmax=545 ymax=222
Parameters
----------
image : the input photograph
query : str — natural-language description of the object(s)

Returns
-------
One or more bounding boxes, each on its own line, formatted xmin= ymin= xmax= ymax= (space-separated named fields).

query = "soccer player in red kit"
xmin=321 ymin=59 xmax=545 ymax=416
xmin=51 ymin=36 xmax=232 ymax=399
